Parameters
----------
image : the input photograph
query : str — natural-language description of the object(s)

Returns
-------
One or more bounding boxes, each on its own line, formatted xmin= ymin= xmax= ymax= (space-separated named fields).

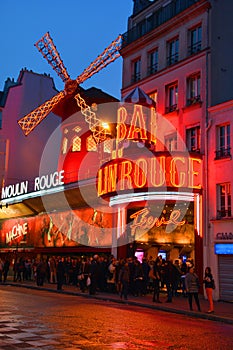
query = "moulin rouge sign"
xmin=1 ymin=170 xmax=65 ymax=200
xmin=97 ymin=105 xmax=202 ymax=196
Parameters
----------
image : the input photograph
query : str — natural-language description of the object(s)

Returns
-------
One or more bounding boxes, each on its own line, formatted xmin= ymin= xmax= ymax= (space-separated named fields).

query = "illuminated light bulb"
xmin=102 ymin=122 xmax=110 ymax=130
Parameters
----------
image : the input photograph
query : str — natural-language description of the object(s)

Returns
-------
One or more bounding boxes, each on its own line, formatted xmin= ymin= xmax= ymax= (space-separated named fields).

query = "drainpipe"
xmin=204 ymin=6 xmax=211 ymax=271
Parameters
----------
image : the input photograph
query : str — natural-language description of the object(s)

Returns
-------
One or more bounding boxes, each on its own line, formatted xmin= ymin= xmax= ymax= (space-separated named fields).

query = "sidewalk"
xmin=1 ymin=278 xmax=233 ymax=325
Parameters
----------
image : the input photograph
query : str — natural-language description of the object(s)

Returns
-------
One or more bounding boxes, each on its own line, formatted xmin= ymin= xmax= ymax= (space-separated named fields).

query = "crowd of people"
xmin=0 ymin=254 xmax=215 ymax=313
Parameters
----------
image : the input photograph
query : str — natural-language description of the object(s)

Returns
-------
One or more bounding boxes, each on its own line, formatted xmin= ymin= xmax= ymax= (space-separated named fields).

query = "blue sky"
xmin=1 ymin=1 xmax=133 ymax=99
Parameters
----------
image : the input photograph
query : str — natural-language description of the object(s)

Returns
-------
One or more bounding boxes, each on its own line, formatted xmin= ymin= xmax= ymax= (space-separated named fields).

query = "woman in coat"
xmin=203 ymin=266 xmax=215 ymax=313
xmin=185 ymin=266 xmax=201 ymax=311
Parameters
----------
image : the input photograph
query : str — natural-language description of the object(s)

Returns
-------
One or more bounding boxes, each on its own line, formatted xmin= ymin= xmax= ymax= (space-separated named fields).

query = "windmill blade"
xmin=76 ymin=35 xmax=122 ymax=85
xmin=18 ymin=91 xmax=65 ymax=136
xmin=35 ymin=32 xmax=70 ymax=83
xmin=75 ymin=93 xmax=107 ymax=143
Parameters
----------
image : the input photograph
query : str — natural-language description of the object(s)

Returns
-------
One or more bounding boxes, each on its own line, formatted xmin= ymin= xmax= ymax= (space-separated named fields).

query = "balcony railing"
xmin=147 ymin=63 xmax=158 ymax=76
xmin=215 ymin=147 xmax=231 ymax=159
xmin=165 ymin=104 xmax=178 ymax=113
xmin=186 ymin=95 xmax=201 ymax=106
xmin=122 ymin=0 xmax=200 ymax=48
xmin=217 ymin=209 xmax=232 ymax=219
xmin=188 ymin=41 xmax=202 ymax=55
xmin=131 ymin=72 xmax=141 ymax=83
xmin=167 ymin=53 xmax=179 ymax=66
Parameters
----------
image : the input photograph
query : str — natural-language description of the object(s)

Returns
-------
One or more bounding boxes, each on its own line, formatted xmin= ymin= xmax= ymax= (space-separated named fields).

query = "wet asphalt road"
xmin=0 ymin=286 xmax=233 ymax=349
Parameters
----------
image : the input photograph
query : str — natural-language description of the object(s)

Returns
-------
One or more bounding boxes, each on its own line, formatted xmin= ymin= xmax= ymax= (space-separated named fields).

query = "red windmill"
xmin=17 ymin=32 xmax=122 ymax=143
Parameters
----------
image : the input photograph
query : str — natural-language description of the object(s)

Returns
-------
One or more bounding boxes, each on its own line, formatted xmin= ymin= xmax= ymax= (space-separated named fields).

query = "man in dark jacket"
xmin=164 ymin=258 xmax=176 ymax=302
xmin=56 ymin=257 xmax=65 ymax=291
xmin=89 ymin=255 xmax=99 ymax=295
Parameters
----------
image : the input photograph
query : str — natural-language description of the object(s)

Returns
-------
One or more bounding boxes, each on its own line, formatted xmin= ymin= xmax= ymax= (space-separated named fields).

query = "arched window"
xmin=61 ymin=137 xmax=68 ymax=154
xmin=87 ymin=135 xmax=97 ymax=151
xmin=72 ymin=136 xmax=81 ymax=152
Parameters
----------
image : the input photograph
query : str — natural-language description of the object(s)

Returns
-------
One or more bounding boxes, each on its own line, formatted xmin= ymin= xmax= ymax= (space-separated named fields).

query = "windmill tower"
xmin=17 ymin=32 xmax=122 ymax=183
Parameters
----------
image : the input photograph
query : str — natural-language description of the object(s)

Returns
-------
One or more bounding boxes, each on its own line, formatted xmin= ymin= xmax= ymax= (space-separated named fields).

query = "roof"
xmin=122 ymin=86 xmax=156 ymax=107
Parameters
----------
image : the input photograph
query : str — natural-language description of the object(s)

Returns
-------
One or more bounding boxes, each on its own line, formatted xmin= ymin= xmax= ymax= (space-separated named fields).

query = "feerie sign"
xmin=130 ymin=208 xmax=185 ymax=236
xmin=1 ymin=170 xmax=64 ymax=199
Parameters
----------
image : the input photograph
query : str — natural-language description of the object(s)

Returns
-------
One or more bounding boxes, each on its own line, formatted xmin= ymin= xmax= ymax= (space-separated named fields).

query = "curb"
xmin=3 ymin=282 xmax=233 ymax=325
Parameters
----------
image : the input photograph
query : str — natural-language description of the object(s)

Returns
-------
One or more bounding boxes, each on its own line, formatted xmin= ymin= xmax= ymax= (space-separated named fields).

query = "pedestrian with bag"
xmin=203 ymin=266 xmax=215 ymax=313
xmin=185 ymin=266 xmax=201 ymax=311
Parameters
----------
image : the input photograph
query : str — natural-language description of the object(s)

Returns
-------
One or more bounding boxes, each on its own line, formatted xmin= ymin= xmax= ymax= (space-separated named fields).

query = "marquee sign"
xmin=98 ymin=155 xmax=202 ymax=197
xmin=1 ymin=170 xmax=65 ymax=200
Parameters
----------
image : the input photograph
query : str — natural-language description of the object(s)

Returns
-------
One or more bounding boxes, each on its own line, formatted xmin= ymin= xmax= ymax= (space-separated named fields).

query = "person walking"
xmin=163 ymin=259 xmax=176 ymax=303
xmin=49 ymin=256 xmax=57 ymax=284
xmin=0 ymin=258 xmax=4 ymax=283
xmin=56 ymin=257 xmax=65 ymax=291
xmin=3 ymin=259 xmax=10 ymax=283
xmin=119 ymin=261 xmax=130 ymax=300
xmin=185 ymin=266 xmax=201 ymax=311
xmin=152 ymin=257 xmax=162 ymax=303
xmin=203 ymin=266 xmax=215 ymax=313
xmin=89 ymin=255 xmax=99 ymax=295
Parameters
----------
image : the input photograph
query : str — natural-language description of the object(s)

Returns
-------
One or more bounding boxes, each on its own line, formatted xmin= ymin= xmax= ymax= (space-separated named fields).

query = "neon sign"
xmin=6 ymin=222 xmax=28 ymax=244
xmin=1 ymin=170 xmax=65 ymax=199
xmin=116 ymin=105 xmax=156 ymax=142
xmin=130 ymin=208 xmax=185 ymax=236
xmin=98 ymin=156 xmax=202 ymax=196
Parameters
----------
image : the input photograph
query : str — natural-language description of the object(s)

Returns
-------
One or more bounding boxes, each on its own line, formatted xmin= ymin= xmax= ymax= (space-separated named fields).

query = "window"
xmin=215 ymin=124 xmax=231 ymax=159
xmin=165 ymin=82 xmax=178 ymax=113
xmin=148 ymin=49 xmax=158 ymax=75
xmin=186 ymin=126 xmax=200 ymax=152
xmin=72 ymin=136 xmax=81 ymax=152
xmin=217 ymin=183 xmax=231 ymax=218
xmin=138 ymin=20 xmax=146 ymax=37
xmin=87 ymin=135 xmax=97 ymax=151
xmin=187 ymin=73 xmax=201 ymax=106
xmin=132 ymin=58 xmax=141 ymax=83
xmin=61 ymin=128 xmax=69 ymax=154
xmin=72 ymin=126 xmax=82 ymax=152
xmin=167 ymin=38 xmax=179 ymax=66
xmin=165 ymin=133 xmax=177 ymax=151
xmin=104 ymin=139 xmax=113 ymax=154
xmin=146 ymin=14 xmax=154 ymax=32
xmin=188 ymin=25 xmax=202 ymax=55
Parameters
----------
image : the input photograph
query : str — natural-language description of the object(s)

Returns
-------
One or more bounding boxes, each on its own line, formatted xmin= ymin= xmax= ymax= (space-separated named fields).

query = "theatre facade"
xmin=0 ymin=99 xmax=204 ymax=275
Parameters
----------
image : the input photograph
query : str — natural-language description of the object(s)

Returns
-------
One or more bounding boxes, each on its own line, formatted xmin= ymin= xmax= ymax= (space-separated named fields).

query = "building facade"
xmin=119 ymin=0 xmax=233 ymax=301
xmin=0 ymin=0 xmax=233 ymax=302
xmin=0 ymin=69 xmax=119 ymax=260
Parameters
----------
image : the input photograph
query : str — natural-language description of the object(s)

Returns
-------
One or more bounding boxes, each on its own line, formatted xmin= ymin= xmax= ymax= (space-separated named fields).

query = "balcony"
xmin=122 ymin=0 xmax=201 ymax=48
